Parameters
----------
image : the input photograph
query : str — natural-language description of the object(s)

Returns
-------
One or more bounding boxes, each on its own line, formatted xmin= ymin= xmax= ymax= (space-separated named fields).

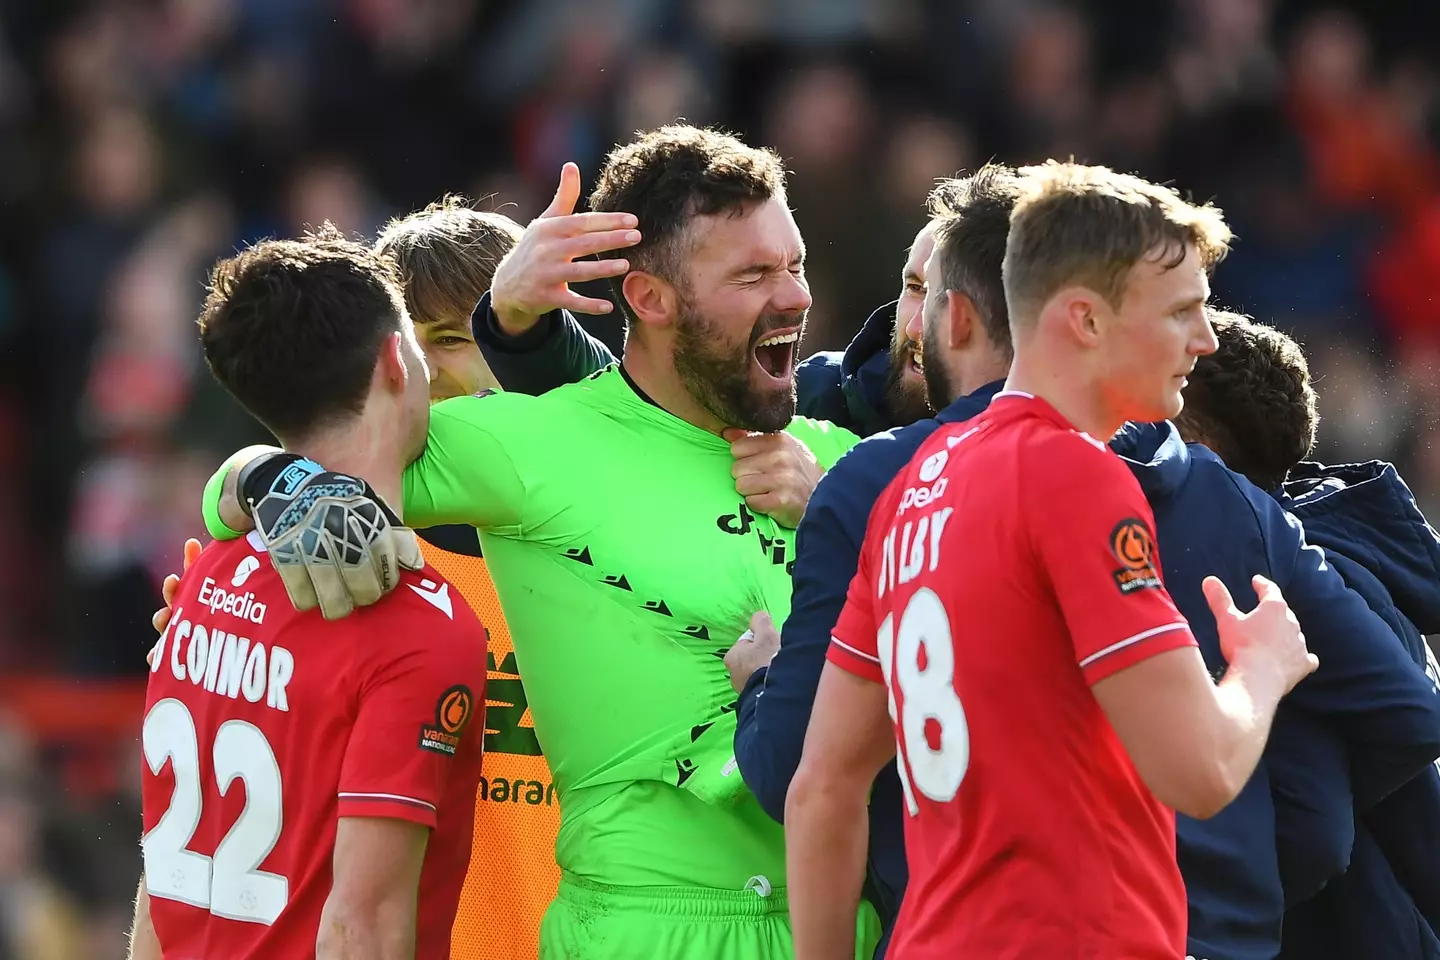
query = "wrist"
xmin=1220 ymin=651 xmax=1289 ymax=706
xmin=494 ymin=300 xmax=542 ymax=338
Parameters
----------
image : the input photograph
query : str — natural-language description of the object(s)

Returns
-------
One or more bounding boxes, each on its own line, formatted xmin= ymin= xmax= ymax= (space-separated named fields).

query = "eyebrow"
xmin=421 ymin=317 xmax=472 ymax=334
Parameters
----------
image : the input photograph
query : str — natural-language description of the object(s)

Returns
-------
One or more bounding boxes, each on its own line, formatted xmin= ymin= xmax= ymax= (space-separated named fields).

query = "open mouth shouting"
xmin=909 ymin=341 xmax=924 ymax=377
xmin=754 ymin=329 xmax=801 ymax=384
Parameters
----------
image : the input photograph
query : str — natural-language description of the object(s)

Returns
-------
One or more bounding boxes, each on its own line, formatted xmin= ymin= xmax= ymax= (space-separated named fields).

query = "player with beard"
xmin=469 ymin=174 xmax=963 ymax=436
xmin=193 ymin=125 xmax=879 ymax=959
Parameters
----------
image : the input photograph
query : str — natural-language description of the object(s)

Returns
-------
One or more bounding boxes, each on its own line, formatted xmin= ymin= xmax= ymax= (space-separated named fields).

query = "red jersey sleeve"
xmin=827 ymin=498 xmax=888 ymax=685
xmin=1024 ymin=430 xmax=1195 ymax=685
xmin=337 ymin=588 xmax=487 ymax=828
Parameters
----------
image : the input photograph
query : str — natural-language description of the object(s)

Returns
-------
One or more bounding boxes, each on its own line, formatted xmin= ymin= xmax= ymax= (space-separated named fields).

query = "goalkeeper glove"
xmin=239 ymin=453 xmax=424 ymax=620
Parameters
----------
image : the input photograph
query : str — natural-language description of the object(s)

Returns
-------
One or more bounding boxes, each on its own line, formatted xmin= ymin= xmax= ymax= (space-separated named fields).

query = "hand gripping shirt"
xmin=403 ymin=366 xmax=859 ymax=890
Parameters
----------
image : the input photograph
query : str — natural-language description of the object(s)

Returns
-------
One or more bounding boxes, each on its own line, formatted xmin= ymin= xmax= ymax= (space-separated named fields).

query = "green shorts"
xmin=540 ymin=873 xmax=883 ymax=960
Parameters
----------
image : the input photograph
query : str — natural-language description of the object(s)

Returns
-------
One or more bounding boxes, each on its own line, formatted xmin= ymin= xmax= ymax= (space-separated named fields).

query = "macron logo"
xmin=232 ymin=555 xmax=261 ymax=587
xmin=408 ymin=579 xmax=453 ymax=619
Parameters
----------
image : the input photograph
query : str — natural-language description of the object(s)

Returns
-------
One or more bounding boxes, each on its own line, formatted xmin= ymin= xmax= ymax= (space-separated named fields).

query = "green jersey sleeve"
xmin=401 ymin=394 xmax=529 ymax=532
xmin=784 ymin=415 xmax=861 ymax=470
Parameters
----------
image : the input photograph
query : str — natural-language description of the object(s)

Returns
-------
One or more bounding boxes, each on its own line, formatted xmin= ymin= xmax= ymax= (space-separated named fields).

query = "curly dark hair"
xmin=588 ymin=124 xmax=788 ymax=309
xmin=199 ymin=225 xmax=407 ymax=441
xmin=1173 ymin=309 xmax=1319 ymax=490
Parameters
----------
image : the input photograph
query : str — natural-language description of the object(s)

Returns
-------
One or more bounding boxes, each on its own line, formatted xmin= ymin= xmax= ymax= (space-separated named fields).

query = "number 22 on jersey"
xmin=876 ymin=588 xmax=971 ymax=816
xmin=143 ymin=698 xmax=290 ymax=924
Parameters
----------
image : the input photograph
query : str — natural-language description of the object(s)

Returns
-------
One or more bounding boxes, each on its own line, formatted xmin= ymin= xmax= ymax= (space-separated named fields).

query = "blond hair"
xmin=1002 ymin=161 xmax=1232 ymax=327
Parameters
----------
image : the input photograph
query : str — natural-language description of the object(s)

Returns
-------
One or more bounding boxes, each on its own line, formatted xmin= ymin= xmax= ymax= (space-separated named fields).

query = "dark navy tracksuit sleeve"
xmin=471 ymin=290 xmax=616 ymax=395
xmin=1264 ymin=704 xmax=1356 ymax=904
xmin=734 ymin=463 xmax=870 ymax=824
xmin=1263 ymin=497 xmax=1440 ymax=808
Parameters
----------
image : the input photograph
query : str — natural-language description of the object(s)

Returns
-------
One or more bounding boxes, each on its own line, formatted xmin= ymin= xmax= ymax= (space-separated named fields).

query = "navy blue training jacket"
xmin=733 ymin=380 xmax=1004 ymax=952
xmin=472 ymin=291 xmax=902 ymax=435
xmin=1277 ymin=461 xmax=1440 ymax=958
xmin=1113 ymin=423 xmax=1440 ymax=960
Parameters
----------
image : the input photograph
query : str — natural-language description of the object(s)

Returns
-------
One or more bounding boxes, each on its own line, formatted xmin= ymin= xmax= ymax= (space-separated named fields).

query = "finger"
xmin=393 ymin=528 xmax=425 ymax=573
xmin=1252 ymin=575 xmax=1284 ymax=605
xmin=541 ymin=211 xmax=640 ymax=237
xmin=732 ymin=452 xmax=789 ymax=480
xmin=750 ymin=610 xmax=775 ymax=634
xmin=555 ymin=292 xmax=616 ymax=316
xmin=729 ymin=435 xmax=784 ymax=462
xmin=744 ymin=492 xmax=784 ymax=517
xmin=183 ymin=538 xmax=203 ymax=571
xmin=551 ymin=256 xmax=631 ymax=283
xmin=1202 ymin=576 xmax=1239 ymax=620
xmin=722 ymin=428 xmax=754 ymax=443
xmin=1306 ymin=653 xmax=1320 ymax=673
xmin=735 ymin=472 xmax=774 ymax=498
xmin=161 ymin=572 xmax=182 ymax=606
xmin=540 ymin=162 xmax=582 ymax=219
xmin=152 ymin=607 xmax=173 ymax=636
xmin=557 ymin=229 xmax=642 ymax=261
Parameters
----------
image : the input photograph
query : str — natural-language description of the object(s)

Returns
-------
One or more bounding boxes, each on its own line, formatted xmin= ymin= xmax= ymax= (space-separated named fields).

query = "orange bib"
xmin=426 ymin=543 xmax=560 ymax=960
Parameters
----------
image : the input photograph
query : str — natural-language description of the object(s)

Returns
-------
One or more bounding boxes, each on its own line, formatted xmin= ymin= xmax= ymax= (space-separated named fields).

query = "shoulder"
xmin=1016 ymin=417 xmax=1122 ymax=482
xmin=795 ymin=351 xmax=847 ymax=420
xmin=1189 ymin=447 xmax=1286 ymax=538
xmin=353 ymin=567 xmax=486 ymax=648
xmin=784 ymin=414 xmax=862 ymax=464
xmin=809 ymin=420 xmax=939 ymax=519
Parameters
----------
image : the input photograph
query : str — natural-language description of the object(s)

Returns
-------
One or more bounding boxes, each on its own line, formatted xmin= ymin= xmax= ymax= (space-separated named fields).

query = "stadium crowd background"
xmin=0 ymin=0 xmax=1438 ymax=954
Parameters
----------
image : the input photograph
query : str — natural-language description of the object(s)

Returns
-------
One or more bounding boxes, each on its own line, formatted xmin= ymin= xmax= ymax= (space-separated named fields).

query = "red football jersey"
xmin=829 ymin=392 xmax=1197 ymax=959
xmin=141 ymin=531 xmax=487 ymax=960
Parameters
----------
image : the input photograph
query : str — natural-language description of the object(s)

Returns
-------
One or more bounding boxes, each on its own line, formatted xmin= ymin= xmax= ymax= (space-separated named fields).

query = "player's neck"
xmin=1004 ymin=352 xmax=1124 ymax=440
xmin=621 ymin=346 xmax=729 ymax=436
xmin=287 ymin=420 xmax=407 ymax=519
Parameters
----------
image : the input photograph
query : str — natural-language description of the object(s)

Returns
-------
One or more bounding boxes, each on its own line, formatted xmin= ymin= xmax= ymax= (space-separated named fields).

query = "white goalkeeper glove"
xmin=240 ymin=454 xmax=424 ymax=620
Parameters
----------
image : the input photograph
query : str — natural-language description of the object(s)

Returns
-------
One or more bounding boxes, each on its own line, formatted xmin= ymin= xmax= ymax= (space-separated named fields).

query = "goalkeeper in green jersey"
xmin=199 ymin=125 xmax=881 ymax=959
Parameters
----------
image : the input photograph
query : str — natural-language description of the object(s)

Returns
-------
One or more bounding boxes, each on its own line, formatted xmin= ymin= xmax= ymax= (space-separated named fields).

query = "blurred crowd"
xmin=0 ymin=0 xmax=1438 ymax=955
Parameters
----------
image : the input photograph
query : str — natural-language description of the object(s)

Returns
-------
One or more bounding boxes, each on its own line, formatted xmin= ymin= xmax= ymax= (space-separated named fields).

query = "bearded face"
xmin=671 ymin=292 xmax=803 ymax=433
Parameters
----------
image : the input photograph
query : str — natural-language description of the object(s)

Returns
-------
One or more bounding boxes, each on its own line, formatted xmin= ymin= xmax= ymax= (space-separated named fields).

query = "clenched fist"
xmin=724 ymin=429 xmax=824 ymax=529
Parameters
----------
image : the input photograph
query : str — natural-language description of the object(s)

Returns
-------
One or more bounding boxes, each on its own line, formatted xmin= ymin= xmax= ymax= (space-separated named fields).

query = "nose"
xmin=902 ymin=298 xmax=925 ymax=346
xmin=1194 ymin=314 xmax=1219 ymax=357
xmin=772 ymin=268 xmax=812 ymax=317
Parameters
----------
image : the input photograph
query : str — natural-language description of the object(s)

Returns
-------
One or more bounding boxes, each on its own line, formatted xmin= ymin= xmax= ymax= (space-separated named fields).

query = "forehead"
xmin=686 ymin=196 xmax=803 ymax=272
xmin=1126 ymin=242 xmax=1209 ymax=304
xmin=905 ymin=221 xmax=939 ymax=279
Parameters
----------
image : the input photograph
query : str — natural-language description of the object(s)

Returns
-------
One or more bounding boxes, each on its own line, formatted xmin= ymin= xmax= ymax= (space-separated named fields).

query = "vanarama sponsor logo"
xmin=479 ymin=775 xmax=556 ymax=806
xmin=197 ymin=577 xmax=268 ymax=624
xmin=419 ymin=684 xmax=475 ymax=756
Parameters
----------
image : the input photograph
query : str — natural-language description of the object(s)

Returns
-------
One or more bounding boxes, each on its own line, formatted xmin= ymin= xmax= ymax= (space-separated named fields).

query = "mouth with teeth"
xmin=754 ymin=328 xmax=801 ymax=383
xmin=909 ymin=342 xmax=924 ymax=376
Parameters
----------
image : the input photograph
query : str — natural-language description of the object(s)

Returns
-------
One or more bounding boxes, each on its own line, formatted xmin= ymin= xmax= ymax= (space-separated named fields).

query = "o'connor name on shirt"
xmin=149 ymin=602 xmax=293 ymax=714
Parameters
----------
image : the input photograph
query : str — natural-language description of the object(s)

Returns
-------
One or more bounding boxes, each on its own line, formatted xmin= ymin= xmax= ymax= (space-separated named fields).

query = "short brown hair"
xmin=374 ymin=196 xmax=522 ymax=326
xmin=927 ymin=176 xmax=973 ymax=219
xmin=1002 ymin=161 xmax=1232 ymax=327
xmin=198 ymin=226 xmax=406 ymax=441
xmin=929 ymin=164 xmax=1026 ymax=360
xmin=589 ymin=124 xmax=787 ymax=303
xmin=1173 ymin=309 xmax=1319 ymax=491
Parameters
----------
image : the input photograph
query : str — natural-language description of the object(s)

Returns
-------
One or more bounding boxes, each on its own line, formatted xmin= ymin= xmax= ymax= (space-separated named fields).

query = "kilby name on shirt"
xmin=876 ymin=507 xmax=954 ymax=601
xmin=150 ymin=604 xmax=293 ymax=712
xmin=197 ymin=576 xmax=268 ymax=624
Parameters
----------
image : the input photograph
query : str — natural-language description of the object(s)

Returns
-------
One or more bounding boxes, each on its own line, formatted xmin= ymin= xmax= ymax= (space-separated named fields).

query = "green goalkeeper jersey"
xmin=401 ymin=366 xmax=859 ymax=890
